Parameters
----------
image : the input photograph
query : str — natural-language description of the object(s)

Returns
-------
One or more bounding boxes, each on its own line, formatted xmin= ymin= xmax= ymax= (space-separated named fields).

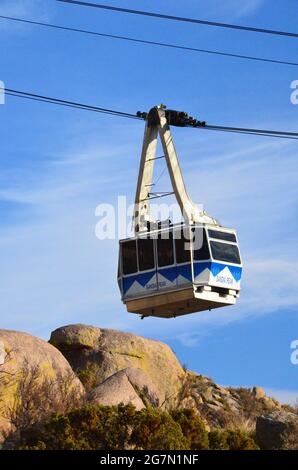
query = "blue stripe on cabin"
xmin=226 ymin=265 xmax=242 ymax=282
xmin=194 ymin=262 xmax=211 ymax=277
xmin=158 ymin=266 xmax=177 ymax=282
xmin=209 ymin=262 xmax=242 ymax=282
xmin=176 ymin=264 xmax=192 ymax=281
xmin=193 ymin=262 xmax=242 ymax=282
xmin=123 ymin=271 xmax=156 ymax=293
xmin=122 ymin=262 xmax=242 ymax=295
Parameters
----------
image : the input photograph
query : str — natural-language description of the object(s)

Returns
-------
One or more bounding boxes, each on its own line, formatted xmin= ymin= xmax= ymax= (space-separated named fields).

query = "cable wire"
xmin=0 ymin=15 xmax=297 ymax=67
xmin=204 ymin=124 xmax=298 ymax=138
xmin=202 ymin=126 xmax=298 ymax=140
xmin=2 ymin=87 xmax=298 ymax=140
xmin=4 ymin=88 xmax=142 ymax=120
xmin=57 ymin=0 xmax=298 ymax=39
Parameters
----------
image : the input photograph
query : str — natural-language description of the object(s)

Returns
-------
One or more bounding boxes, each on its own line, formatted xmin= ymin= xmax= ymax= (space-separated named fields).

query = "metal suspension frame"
xmin=133 ymin=107 xmax=219 ymax=234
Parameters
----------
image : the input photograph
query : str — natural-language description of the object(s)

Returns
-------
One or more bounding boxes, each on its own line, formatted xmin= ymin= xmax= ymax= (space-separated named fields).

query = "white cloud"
xmin=242 ymin=258 xmax=298 ymax=312
xmin=0 ymin=0 xmax=47 ymax=17
xmin=0 ymin=145 xmax=128 ymax=335
xmin=226 ymin=0 xmax=264 ymax=18
xmin=0 ymin=0 xmax=53 ymax=32
xmin=194 ymin=0 xmax=264 ymax=20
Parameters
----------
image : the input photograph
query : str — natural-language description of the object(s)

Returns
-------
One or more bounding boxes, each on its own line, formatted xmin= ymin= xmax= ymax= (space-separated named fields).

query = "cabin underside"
xmin=125 ymin=286 xmax=237 ymax=318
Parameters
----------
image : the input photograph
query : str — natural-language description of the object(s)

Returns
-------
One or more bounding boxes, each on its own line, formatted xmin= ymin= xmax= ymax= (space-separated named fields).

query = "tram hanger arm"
xmin=133 ymin=106 xmax=219 ymax=233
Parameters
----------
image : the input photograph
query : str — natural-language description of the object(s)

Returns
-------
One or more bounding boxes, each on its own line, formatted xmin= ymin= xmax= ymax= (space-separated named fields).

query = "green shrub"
xmin=6 ymin=404 xmax=136 ymax=450
xmin=4 ymin=404 xmax=260 ymax=451
xmin=209 ymin=429 xmax=259 ymax=450
xmin=131 ymin=407 xmax=189 ymax=450
xmin=76 ymin=363 xmax=101 ymax=391
xmin=171 ymin=409 xmax=209 ymax=450
xmin=208 ymin=430 xmax=229 ymax=450
xmin=144 ymin=417 xmax=189 ymax=450
xmin=226 ymin=430 xmax=259 ymax=450
xmin=6 ymin=405 xmax=189 ymax=450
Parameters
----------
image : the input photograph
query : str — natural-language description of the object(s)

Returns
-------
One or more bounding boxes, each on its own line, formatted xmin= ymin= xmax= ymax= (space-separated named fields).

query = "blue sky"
xmin=0 ymin=0 xmax=298 ymax=403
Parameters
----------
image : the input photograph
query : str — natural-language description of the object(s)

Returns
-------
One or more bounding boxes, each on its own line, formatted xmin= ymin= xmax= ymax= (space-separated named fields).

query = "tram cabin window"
xmin=194 ymin=229 xmax=210 ymax=261
xmin=122 ymin=240 xmax=137 ymax=275
xmin=175 ymin=230 xmax=191 ymax=264
xmin=208 ymin=230 xmax=237 ymax=243
xmin=138 ymin=238 xmax=155 ymax=271
xmin=157 ymin=231 xmax=174 ymax=267
xmin=210 ymin=241 xmax=241 ymax=265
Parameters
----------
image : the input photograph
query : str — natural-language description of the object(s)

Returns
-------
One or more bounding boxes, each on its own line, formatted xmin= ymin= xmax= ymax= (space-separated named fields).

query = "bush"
xmin=1 ymin=360 xmax=83 ymax=442
xmin=133 ymin=409 xmax=189 ymax=450
xmin=226 ymin=430 xmax=259 ymax=450
xmin=171 ymin=409 xmax=209 ymax=450
xmin=4 ymin=403 xmax=260 ymax=451
xmin=5 ymin=405 xmax=190 ymax=450
xmin=208 ymin=430 xmax=229 ymax=450
xmin=209 ymin=429 xmax=259 ymax=450
xmin=76 ymin=362 xmax=102 ymax=392
xmin=132 ymin=407 xmax=189 ymax=450
xmin=7 ymin=404 xmax=135 ymax=450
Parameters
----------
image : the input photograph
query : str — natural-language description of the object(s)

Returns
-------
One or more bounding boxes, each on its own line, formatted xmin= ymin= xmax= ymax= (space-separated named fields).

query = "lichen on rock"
xmin=50 ymin=324 xmax=101 ymax=351
xmin=50 ymin=324 xmax=185 ymax=404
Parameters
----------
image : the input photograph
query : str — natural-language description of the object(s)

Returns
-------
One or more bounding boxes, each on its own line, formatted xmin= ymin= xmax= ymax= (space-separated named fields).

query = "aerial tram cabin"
xmin=118 ymin=106 xmax=242 ymax=319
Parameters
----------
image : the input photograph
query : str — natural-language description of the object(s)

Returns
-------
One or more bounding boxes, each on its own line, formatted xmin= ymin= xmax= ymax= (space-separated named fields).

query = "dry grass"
xmin=225 ymin=414 xmax=256 ymax=435
xmin=1 ymin=359 xmax=84 ymax=442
